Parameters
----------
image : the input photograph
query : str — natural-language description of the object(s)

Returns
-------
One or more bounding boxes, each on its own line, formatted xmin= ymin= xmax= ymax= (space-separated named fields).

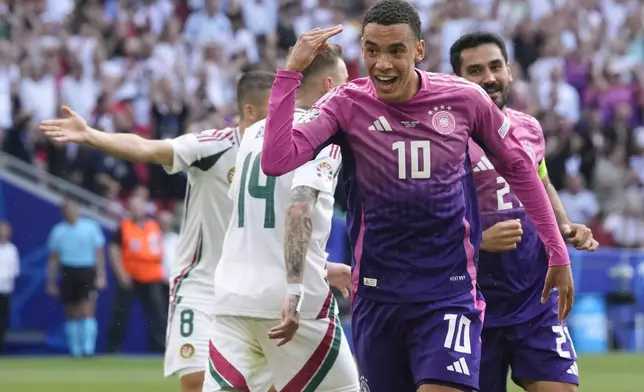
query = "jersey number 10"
xmin=237 ymin=152 xmax=276 ymax=229
xmin=392 ymin=140 xmax=431 ymax=179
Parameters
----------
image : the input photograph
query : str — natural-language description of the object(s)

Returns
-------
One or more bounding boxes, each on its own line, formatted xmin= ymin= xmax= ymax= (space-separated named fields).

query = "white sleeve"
xmin=163 ymin=129 xmax=235 ymax=174
xmin=291 ymin=144 xmax=342 ymax=194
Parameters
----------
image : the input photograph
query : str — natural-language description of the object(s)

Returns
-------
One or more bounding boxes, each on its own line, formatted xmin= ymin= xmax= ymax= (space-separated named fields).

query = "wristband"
xmin=287 ymin=283 xmax=304 ymax=312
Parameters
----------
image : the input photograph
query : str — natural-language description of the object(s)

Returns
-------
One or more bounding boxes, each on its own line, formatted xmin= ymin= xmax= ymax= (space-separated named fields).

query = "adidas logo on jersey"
xmin=472 ymin=156 xmax=495 ymax=172
xmin=368 ymin=116 xmax=393 ymax=132
xmin=446 ymin=357 xmax=470 ymax=376
xmin=567 ymin=362 xmax=579 ymax=376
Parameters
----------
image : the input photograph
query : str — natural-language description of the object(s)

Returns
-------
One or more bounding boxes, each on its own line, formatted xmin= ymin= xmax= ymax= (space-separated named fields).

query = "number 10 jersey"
xmin=213 ymin=109 xmax=342 ymax=320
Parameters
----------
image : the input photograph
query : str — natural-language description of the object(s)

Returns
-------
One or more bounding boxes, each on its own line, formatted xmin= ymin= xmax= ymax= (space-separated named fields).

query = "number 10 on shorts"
xmin=443 ymin=314 xmax=472 ymax=354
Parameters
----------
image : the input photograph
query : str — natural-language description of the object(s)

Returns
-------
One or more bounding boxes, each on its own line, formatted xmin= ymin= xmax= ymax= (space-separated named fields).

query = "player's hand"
xmin=480 ymin=220 xmax=523 ymax=252
xmin=39 ymin=106 xmax=89 ymax=144
xmin=268 ymin=294 xmax=301 ymax=347
xmin=542 ymin=264 xmax=575 ymax=323
xmin=284 ymin=25 xmax=343 ymax=72
xmin=561 ymin=223 xmax=599 ymax=251
xmin=326 ymin=262 xmax=351 ymax=298
xmin=95 ymin=275 xmax=107 ymax=291
xmin=46 ymin=281 xmax=59 ymax=297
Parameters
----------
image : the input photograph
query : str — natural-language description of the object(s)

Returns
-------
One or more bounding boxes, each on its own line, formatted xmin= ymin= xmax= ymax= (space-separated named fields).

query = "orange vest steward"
xmin=120 ymin=219 xmax=163 ymax=283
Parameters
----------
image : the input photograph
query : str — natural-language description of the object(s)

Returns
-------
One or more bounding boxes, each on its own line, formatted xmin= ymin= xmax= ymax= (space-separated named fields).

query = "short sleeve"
xmin=94 ymin=223 xmax=106 ymax=248
xmin=291 ymin=144 xmax=342 ymax=195
xmin=163 ymin=129 xmax=235 ymax=174
xmin=47 ymin=226 xmax=59 ymax=253
xmin=111 ymin=226 xmax=123 ymax=246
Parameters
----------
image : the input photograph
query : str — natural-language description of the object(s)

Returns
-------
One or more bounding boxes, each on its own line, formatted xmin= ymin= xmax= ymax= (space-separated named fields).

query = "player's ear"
xmin=415 ymin=39 xmax=425 ymax=64
xmin=507 ymin=61 xmax=514 ymax=83
xmin=243 ymin=103 xmax=255 ymax=122
xmin=322 ymin=76 xmax=333 ymax=93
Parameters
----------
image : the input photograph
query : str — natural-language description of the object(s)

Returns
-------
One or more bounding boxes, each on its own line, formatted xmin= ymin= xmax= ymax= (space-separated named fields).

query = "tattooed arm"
xmin=284 ymin=186 xmax=319 ymax=283
xmin=269 ymin=185 xmax=319 ymax=346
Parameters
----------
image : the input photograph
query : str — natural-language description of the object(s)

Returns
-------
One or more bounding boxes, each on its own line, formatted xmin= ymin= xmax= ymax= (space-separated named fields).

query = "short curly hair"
xmin=361 ymin=0 xmax=422 ymax=41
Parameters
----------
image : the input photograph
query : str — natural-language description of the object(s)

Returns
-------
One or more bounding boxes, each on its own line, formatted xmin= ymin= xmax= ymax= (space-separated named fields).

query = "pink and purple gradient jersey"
xmin=261 ymin=69 xmax=570 ymax=304
xmin=469 ymin=108 xmax=556 ymax=327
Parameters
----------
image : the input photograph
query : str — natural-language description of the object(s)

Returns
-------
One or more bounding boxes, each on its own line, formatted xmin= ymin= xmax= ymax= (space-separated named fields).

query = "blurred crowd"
xmin=1 ymin=0 xmax=644 ymax=247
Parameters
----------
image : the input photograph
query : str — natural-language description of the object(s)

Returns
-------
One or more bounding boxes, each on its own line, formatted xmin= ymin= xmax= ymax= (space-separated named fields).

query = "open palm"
xmin=39 ymin=106 xmax=89 ymax=144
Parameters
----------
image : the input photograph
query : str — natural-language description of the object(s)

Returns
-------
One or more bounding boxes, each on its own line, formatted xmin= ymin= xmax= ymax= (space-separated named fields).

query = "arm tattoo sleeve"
xmin=284 ymin=186 xmax=318 ymax=283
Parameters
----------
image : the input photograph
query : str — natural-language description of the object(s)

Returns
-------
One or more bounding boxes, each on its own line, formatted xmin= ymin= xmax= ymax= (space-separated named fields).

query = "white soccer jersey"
xmin=163 ymin=127 xmax=241 ymax=314
xmin=213 ymin=109 xmax=342 ymax=319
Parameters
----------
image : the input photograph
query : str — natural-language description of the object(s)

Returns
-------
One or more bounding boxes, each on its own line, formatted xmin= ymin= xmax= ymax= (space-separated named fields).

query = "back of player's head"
xmin=301 ymin=44 xmax=344 ymax=85
xmin=236 ymin=70 xmax=276 ymax=113
xmin=361 ymin=0 xmax=422 ymax=41
xmin=449 ymin=32 xmax=508 ymax=76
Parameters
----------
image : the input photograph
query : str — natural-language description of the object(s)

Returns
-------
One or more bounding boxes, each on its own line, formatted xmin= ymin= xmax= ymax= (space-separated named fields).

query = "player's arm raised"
xmin=539 ymin=161 xmax=598 ymax=251
xmin=468 ymin=86 xmax=574 ymax=322
xmin=261 ymin=26 xmax=344 ymax=176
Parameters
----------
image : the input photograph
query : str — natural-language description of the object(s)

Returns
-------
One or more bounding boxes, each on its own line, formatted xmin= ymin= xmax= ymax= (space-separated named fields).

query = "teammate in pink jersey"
xmin=260 ymin=1 xmax=574 ymax=391
xmin=450 ymin=32 xmax=599 ymax=392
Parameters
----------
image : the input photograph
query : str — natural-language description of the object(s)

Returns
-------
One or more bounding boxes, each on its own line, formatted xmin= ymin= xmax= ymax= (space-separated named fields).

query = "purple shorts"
xmin=480 ymin=305 xmax=579 ymax=392
xmin=352 ymin=292 xmax=484 ymax=392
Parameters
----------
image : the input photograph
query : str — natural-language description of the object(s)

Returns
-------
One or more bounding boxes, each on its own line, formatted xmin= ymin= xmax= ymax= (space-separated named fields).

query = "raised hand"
xmin=284 ymin=25 xmax=343 ymax=72
xmin=39 ymin=106 xmax=89 ymax=144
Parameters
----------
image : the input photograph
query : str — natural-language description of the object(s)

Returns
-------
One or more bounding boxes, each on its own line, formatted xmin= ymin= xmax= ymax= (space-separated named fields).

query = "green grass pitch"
xmin=0 ymin=354 xmax=642 ymax=391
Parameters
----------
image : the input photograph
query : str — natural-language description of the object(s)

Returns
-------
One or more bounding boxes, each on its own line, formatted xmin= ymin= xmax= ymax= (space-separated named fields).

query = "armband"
xmin=537 ymin=159 xmax=548 ymax=180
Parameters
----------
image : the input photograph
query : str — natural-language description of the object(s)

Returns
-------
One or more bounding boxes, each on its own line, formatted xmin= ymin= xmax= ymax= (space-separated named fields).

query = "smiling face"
xmin=458 ymin=43 xmax=512 ymax=109
xmin=362 ymin=23 xmax=425 ymax=102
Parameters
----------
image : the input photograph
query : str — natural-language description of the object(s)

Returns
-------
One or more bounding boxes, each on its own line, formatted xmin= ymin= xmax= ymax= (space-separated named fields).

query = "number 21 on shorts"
xmin=444 ymin=314 xmax=472 ymax=354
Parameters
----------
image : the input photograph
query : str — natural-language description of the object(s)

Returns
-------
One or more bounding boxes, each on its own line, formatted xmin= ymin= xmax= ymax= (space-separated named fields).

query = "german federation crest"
xmin=297 ymin=108 xmax=321 ymax=124
xmin=429 ymin=105 xmax=456 ymax=135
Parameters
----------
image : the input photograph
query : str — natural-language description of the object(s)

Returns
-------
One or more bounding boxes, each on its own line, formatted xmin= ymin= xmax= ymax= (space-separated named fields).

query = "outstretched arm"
xmin=85 ymin=127 xmax=175 ymax=166
xmin=41 ymin=106 xmax=234 ymax=172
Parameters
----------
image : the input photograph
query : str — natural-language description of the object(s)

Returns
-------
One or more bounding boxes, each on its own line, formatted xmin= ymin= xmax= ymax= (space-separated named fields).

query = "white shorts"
xmin=164 ymin=305 xmax=213 ymax=378
xmin=203 ymin=313 xmax=359 ymax=392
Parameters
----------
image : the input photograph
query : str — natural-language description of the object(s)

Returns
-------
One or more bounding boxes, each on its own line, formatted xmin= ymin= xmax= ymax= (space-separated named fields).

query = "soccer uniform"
xmin=203 ymin=110 xmax=359 ymax=392
xmin=260 ymin=70 xmax=571 ymax=392
xmin=162 ymin=127 xmax=241 ymax=378
xmin=470 ymin=108 xmax=578 ymax=391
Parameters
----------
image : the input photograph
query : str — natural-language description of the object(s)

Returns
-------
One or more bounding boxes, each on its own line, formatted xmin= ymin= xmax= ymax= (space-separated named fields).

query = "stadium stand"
xmin=2 ymin=0 xmax=644 ymax=246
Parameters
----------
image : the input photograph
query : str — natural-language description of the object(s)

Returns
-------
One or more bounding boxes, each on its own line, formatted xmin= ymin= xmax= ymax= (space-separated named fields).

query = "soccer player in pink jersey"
xmin=260 ymin=1 xmax=574 ymax=391
xmin=450 ymin=32 xmax=599 ymax=392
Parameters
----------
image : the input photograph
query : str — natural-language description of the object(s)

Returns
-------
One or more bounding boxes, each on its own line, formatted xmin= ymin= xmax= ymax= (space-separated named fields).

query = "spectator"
xmin=0 ymin=221 xmax=19 ymax=354
xmin=604 ymin=190 xmax=644 ymax=248
xmin=1 ymin=0 xmax=643 ymax=250
xmin=558 ymin=173 xmax=600 ymax=226
xmin=106 ymin=196 xmax=166 ymax=353
xmin=45 ymin=200 xmax=106 ymax=357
